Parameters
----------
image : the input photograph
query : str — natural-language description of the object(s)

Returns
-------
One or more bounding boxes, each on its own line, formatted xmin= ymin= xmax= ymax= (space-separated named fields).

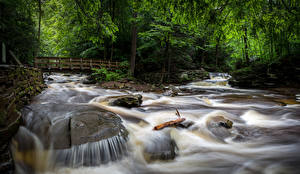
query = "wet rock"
xmin=176 ymin=120 xmax=195 ymax=129
xmin=62 ymin=74 xmax=72 ymax=77
xmin=180 ymin=73 xmax=189 ymax=81
xmin=206 ymin=116 xmax=233 ymax=139
xmin=163 ymin=85 xmax=181 ymax=97
xmin=232 ymin=134 xmax=245 ymax=142
xmin=143 ymin=132 xmax=177 ymax=162
xmin=178 ymin=69 xmax=209 ymax=82
xmin=218 ymin=119 xmax=233 ymax=129
xmin=209 ymin=116 xmax=233 ymax=129
xmin=0 ymin=143 xmax=14 ymax=174
xmin=108 ymin=94 xmax=143 ymax=108
xmin=70 ymin=111 xmax=127 ymax=145
xmin=22 ymin=104 xmax=128 ymax=149
xmin=163 ymin=90 xmax=177 ymax=97
xmin=81 ymin=78 xmax=96 ymax=84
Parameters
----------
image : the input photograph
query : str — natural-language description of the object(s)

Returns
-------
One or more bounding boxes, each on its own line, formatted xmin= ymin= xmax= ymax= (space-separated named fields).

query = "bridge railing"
xmin=34 ymin=57 xmax=120 ymax=70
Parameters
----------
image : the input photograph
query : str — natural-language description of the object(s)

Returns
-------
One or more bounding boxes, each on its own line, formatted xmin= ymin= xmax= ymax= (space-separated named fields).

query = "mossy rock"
xmin=108 ymin=94 xmax=143 ymax=108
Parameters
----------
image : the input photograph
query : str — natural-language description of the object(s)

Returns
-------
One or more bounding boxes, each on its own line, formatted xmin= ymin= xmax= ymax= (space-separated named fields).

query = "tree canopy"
xmin=1 ymin=0 xmax=299 ymax=77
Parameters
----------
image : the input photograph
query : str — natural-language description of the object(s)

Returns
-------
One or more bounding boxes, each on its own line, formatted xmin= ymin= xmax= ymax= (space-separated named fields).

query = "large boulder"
xmin=70 ymin=111 xmax=127 ymax=145
xmin=22 ymin=104 xmax=128 ymax=149
xmin=142 ymin=131 xmax=177 ymax=162
xmin=16 ymin=104 xmax=128 ymax=167
xmin=177 ymin=69 xmax=209 ymax=83
xmin=108 ymin=94 xmax=143 ymax=108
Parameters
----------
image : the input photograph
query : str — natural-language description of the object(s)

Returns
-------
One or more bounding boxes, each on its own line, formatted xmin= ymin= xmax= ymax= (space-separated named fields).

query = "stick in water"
xmin=153 ymin=109 xmax=185 ymax=130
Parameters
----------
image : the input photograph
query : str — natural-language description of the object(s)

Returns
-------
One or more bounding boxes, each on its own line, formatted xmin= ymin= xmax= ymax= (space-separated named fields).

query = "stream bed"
xmin=12 ymin=73 xmax=300 ymax=174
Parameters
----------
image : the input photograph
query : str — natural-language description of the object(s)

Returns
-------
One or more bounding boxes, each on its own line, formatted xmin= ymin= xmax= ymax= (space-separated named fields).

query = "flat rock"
xmin=71 ymin=110 xmax=126 ymax=145
xmin=22 ymin=104 xmax=128 ymax=149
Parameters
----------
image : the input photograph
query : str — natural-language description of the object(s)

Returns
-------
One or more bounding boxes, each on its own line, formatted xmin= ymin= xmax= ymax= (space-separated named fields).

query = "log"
xmin=153 ymin=109 xmax=186 ymax=130
xmin=153 ymin=117 xmax=186 ymax=130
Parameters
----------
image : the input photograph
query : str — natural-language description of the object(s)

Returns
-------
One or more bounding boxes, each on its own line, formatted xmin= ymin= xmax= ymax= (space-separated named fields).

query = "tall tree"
xmin=36 ymin=0 xmax=42 ymax=57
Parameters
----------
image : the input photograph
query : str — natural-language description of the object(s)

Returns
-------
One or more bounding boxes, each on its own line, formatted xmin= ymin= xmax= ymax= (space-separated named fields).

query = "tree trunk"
xmin=166 ymin=34 xmax=170 ymax=82
xmin=110 ymin=0 xmax=115 ymax=61
xmin=215 ymin=36 xmax=220 ymax=68
xmin=130 ymin=12 xmax=137 ymax=76
xmin=243 ymin=27 xmax=249 ymax=64
xmin=36 ymin=0 xmax=41 ymax=57
xmin=2 ymin=42 xmax=6 ymax=64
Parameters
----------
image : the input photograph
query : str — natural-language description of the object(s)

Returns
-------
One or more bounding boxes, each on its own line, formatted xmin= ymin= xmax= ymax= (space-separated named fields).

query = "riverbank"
xmin=229 ymin=56 xmax=300 ymax=89
xmin=0 ymin=66 xmax=45 ymax=173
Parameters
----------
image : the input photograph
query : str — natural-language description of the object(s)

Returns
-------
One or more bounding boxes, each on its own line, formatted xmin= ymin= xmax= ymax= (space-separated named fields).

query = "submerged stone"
xmin=143 ymin=132 xmax=177 ymax=162
xmin=206 ymin=116 xmax=234 ymax=140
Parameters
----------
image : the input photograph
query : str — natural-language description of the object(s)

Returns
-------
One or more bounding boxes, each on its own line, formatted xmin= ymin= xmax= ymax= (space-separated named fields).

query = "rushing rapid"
xmin=12 ymin=73 xmax=300 ymax=174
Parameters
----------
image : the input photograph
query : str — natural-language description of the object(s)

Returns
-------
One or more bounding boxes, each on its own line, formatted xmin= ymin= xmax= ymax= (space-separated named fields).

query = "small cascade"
xmin=209 ymin=72 xmax=231 ymax=80
xmin=189 ymin=72 xmax=231 ymax=87
xmin=12 ymin=127 xmax=128 ymax=172
xmin=54 ymin=133 xmax=128 ymax=167
xmin=11 ymin=127 xmax=53 ymax=174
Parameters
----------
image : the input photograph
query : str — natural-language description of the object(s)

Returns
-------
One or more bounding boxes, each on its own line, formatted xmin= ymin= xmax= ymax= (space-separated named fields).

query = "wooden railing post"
xmin=70 ymin=58 xmax=72 ymax=69
xmin=34 ymin=57 xmax=37 ymax=68
xmin=59 ymin=57 xmax=61 ymax=70
xmin=48 ymin=57 xmax=50 ymax=70
xmin=33 ymin=57 xmax=120 ymax=71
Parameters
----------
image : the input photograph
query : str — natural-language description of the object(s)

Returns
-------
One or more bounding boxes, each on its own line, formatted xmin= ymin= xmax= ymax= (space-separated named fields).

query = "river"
xmin=12 ymin=73 xmax=300 ymax=174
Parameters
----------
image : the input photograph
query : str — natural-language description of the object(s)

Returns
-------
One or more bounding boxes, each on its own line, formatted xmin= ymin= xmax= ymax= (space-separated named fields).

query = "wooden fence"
xmin=34 ymin=57 xmax=120 ymax=71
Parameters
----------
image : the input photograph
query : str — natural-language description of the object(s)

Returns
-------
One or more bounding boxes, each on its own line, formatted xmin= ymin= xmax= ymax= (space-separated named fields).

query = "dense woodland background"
xmin=1 ymin=0 xmax=299 ymax=83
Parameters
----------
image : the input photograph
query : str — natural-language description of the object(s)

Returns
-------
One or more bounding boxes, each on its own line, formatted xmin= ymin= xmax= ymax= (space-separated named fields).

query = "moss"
xmin=0 ymin=111 xmax=7 ymax=126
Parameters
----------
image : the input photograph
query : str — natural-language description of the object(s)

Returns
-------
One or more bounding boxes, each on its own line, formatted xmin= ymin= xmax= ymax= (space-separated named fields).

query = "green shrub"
xmin=91 ymin=68 xmax=125 ymax=82
xmin=119 ymin=61 xmax=129 ymax=74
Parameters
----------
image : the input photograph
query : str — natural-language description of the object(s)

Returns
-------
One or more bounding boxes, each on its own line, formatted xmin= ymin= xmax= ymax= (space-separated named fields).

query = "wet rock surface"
xmin=143 ymin=132 xmax=177 ymax=162
xmin=108 ymin=94 xmax=143 ymax=108
xmin=0 ymin=66 xmax=45 ymax=174
xmin=100 ymin=78 xmax=163 ymax=92
xmin=138 ymin=69 xmax=209 ymax=84
xmin=163 ymin=85 xmax=181 ymax=97
xmin=22 ymin=104 xmax=128 ymax=149
xmin=70 ymin=111 xmax=126 ymax=145
xmin=206 ymin=116 xmax=233 ymax=139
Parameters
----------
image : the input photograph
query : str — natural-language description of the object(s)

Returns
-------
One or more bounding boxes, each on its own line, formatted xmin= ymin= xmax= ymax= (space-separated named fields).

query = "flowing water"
xmin=12 ymin=73 xmax=300 ymax=174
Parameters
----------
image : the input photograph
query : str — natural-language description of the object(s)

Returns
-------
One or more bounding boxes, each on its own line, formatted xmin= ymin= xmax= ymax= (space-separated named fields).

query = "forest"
xmin=1 ymin=1 xmax=300 ymax=174
xmin=1 ymin=0 xmax=299 ymax=85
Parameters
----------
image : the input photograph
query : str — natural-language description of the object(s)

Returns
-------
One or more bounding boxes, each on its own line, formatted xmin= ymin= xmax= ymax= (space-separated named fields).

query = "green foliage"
xmin=2 ymin=0 xmax=299 ymax=77
xmin=91 ymin=68 xmax=124 ymax=82
xmin=118 ymin=61 xmax=129 ymax=74
xmin=0 ymin=0 xmax=37 ymax=63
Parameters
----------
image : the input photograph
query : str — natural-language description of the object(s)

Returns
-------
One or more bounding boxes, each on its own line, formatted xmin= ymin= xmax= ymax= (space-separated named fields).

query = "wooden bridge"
xmin=34 ymin=57 xmax=121 ymax=71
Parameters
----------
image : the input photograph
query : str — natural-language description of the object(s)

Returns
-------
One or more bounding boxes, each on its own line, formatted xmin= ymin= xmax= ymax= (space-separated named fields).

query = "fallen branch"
xmin=153 ymin=109 xmax=186 ymax=130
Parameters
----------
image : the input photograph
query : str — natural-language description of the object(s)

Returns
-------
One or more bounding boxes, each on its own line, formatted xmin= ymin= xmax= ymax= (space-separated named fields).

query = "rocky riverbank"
xmin=229 ymin=57 xmax=300 ymax=89
xmin=84 ymin=69 xmax=210 ymax=93
xmin=0 ymin=66 xmax=45 ymax=174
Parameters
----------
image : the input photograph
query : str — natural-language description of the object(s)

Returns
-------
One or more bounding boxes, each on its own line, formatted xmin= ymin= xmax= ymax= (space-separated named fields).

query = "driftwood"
xmin=153 ymin=109 xmax=186 ymax=130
